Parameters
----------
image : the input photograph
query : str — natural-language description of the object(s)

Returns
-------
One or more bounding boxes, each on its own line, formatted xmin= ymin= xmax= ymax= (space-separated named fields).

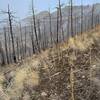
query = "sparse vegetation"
xmin=0 ymin=0 xmax=100 ymax=100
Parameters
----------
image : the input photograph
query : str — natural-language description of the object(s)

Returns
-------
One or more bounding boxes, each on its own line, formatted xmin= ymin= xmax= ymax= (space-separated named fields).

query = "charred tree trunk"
xmin=67 ymin=1 xmax=71 ymax=41
xmin=37 ymin=19 xmax=41 ymax=49
xmin=58 ymin=0 xmax=64 ymax=41
xmin=24 ymin=26 xmax=27 ymax=56
xmin=8 ymin=5 xmax=16 ymax=63
xmin=0 ymin=41 xmax=6 ymax=65
xmin=70 ymin=0 xmax=74 ymax=37
xmin=43 ymin=18 xmax=47 ymax=50
xmin=19 ymin=22 xmax=24 ymax=59
xmin=56 ymin=8 xmax=59 ymax=44
xmin=4 ymin=27 xmax=9 ymax=64
xmin=16 ymin=37 xmax=20 ymax=61
xmin=81 ymin=0 xmax=83 ymax=34
xmin=32 ymin=0 xmax=40 ymax=53
xmin=30 ymin=21 xmax=35 ymax=54
xmin=8 ymin=27 xmax=12 ymax=63
xmin=91 ymin=5 xmax=94 ymax=29
xmin=49 ymin=8 xmax=53 ymax=46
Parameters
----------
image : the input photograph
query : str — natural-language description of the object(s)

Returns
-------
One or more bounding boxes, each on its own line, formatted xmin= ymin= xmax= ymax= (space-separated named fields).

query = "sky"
xmin=0 ymin=0 xmax=100 ymax=19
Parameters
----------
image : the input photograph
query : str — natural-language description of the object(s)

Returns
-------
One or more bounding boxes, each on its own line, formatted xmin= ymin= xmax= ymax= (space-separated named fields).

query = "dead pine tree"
xmin=16 ymin=37 xmax=20 ymax=61
xmin=24 ymin=26 xmax=27 ymax=57
xmin=70 ymin=0 xmax=74 ymax=37
xmin=30 ymin=21 xmax=35 ymax=54
xmin=19 ymin=22 xmax=24 ymax=59
xmin=32 ymin=0 xmax=40 ymax=53
xmin=37 ymin=19 xmax=42 ymax=50
xmin=91 ymin=4 xmax=94 ymax=29
xmin=2 ymin=5 xmax=17 ymax=63
xmin=56 ymin=7 xmax=59 ymax=44
xmin=4 ymin=27 xmax=9 ymax=64
xmin=48 ymin=8 xmax=53 ymax=47
xmin=81 ymin=0 xmax=83 ymax=35
xmin=0 ymin=41 xmax=6 ymax=65
xmin=67 ymin=1 xmax=71 ymax=42
xmin=43 ymin=18 xmax=47 ymax=50
xmin=7 ymin=26 xmax=12 ymax=63
xmin=58 ymin=0 xmax=64 ymax=42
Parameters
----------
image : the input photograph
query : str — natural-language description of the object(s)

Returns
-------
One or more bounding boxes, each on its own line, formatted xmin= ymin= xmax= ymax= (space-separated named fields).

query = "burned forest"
xmin=0 ymin=0 xmax=100 ymax=100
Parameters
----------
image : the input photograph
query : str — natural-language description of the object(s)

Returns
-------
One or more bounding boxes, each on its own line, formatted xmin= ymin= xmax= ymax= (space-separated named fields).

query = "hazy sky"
xmin=0 ymin=0 xmax=100 ymax=19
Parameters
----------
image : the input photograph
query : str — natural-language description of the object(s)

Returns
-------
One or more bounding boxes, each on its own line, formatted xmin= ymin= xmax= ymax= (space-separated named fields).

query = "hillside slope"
xmin=0 ymin=26 xmax=100 ymax=100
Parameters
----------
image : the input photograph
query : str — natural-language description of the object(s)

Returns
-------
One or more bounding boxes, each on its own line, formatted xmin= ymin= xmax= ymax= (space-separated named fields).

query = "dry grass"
xmin=6 ymin=66 xmax=39 ymax=99
xmin=0 ymin=26 xmax=100 ymax=99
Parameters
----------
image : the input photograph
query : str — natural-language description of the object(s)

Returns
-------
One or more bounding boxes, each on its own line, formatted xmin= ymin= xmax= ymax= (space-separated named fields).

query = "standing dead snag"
xmin=49 ymin=8 xmax=53 ymax=46
xmin=43 ymin=18 xmax=47 ymax=49
xmin=24 ymin=26 xmax=27 ymax=57
xmin=70 ymin=0 xmax=74 ymax=37
xmin=91 ymin=4 xmax=94 ymax=29
xmin=56 ymin=7 xmax=59 ymax=44
xmin=8 ymin=27 xmax=12 ymax=63
xmin=32 ymin=0 xmax=40 ymax=53
xmin=37 ymin=19 xmax=42 ymax=50
xmin=0 ymin=41 xmax=6 ymax=65
xmin=19 ymin=22 xmax=24 ymax=59
xmin=67 ymin=1 xmax=71 ymax=42
xmin=7 ymin=5 xmax=16 ymax=63
xmin=30 ymin=21 xmax=35 ymax=54
xmin=4 ymin=27 xmax=9 ymax=64
xmin=81 ymin=0 xmax=83 ymax=35
xmin=16 ymin=37 xmax=20 ymax=61
xmin=58 ymin=0 xmax=64 ymax=41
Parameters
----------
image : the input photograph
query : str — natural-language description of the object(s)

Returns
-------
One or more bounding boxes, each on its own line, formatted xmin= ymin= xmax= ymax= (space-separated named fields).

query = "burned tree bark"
xmin=30 ymin=21 xmax=35 ymax=54
xmin=32 ymin=0 xmax=40 ymax=53
xmin=49 ymin=8 xmax=53 ymax=46
xmin=4 ymin=27 xmax=9 ymax=64
xmin=81 ymin=0 xmax=83 ymax=34
xmin=37 ymin=19 xmax=42 ymax=49
xmin=70 ymin=0 xmax=74 ymax=37
xmin=24 ymin=26 xmax=27 ymax=56
xmin=58 ymin=0 xmax=64 ymax=41
xmin=56 ymin=7 xmax=59 ymax=44
xmin=67 ymin=1 xmax=71 ymax=41
xmin=8 ymin=5 xmax=16 ymax=63
xmin=16 ymin=37 xmax=20 ymax=61
xmin=19 ymin=22 xmax=24 ymax=59
xmin=91 ymin=4 xmax=94 ymax=29
xmin=43 ymin=18 xmax=47 ymax=49
xmin=8 ymin=27 xmax=12 ymax=63
xmin=0 ymin=41 xmax=6 ymax=65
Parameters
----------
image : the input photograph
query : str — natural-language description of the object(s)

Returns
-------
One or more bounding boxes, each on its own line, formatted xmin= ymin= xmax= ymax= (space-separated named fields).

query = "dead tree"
xmin=0 ymin=41 xmax=6 ymax=65
xmin=48 ymin=8 xmax=53 ymax=46
xmin=43 ymin=18 xmax=47 ymax=49
xmin=7 ymin=26 xmax=12 ymax=63
xmin=70 ymin=0 xmax=74 ymax=37
xmin=81 ymin=0 xmax=83 ymax=34
xmin=37 ymin=19 xmax=42 ymax=49
xmin=56 ymin=7 xmax=59 ymax=44
xmin=7 ymin=5 xmax=16 ymax=63
xmin=16 ymin=37 xmax=20 ymax=61
xmin=24 ymin=26 xmax=27 ymax=56
xmin=91 ymin=4 xmax=94 ymax=29
xmin=32 ymin=0 xmax=40 ymax=53
xmin=19 ymin=22 xmax=24 ymax=59
xmin=4 ymin=27 xmax=9 ymax=64
xmin=67 ymin=1 xmax=71 ymax=41
xmin=58 ymin=0 xmax=64 ymax=41
xmin=30 ymin=21 xmax=35 ymax=54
